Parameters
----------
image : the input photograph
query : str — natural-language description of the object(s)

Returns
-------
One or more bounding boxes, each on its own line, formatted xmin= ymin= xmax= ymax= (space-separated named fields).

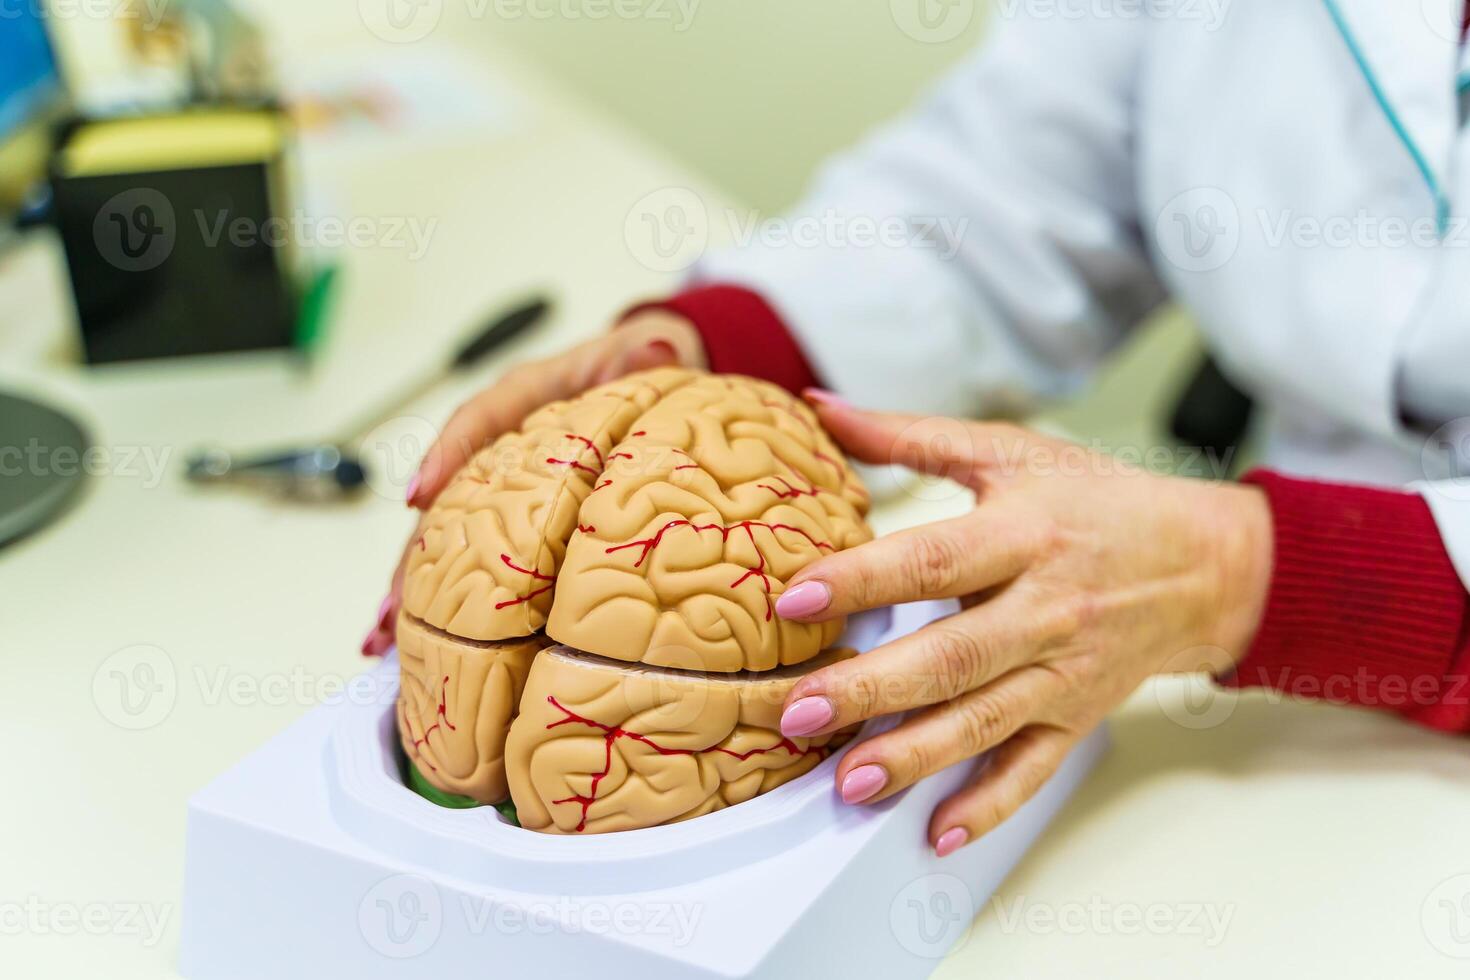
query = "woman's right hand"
xmin=361 ymin=308 xmax=707 ymax=656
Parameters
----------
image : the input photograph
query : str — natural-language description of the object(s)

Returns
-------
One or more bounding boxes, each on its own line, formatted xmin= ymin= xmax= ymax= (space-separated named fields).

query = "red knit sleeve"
xmin=623 ymin=284 xmax=823 ymax=396
xmin=1223 ymin=470 xmax=1470 ymax=732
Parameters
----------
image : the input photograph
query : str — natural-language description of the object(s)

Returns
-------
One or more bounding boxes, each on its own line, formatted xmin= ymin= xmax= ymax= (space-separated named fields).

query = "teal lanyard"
xmin=1322 ymin=0 xmax=1452 ymax=234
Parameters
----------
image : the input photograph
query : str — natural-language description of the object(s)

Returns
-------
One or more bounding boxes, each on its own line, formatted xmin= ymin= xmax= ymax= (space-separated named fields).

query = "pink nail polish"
xmin=934 ymin=827 xmax=969 ymax=858
xmin=774 ymin=581 xmax=831 ymax=620
xmin=841 ymin=765 xmax=888 ymax=804
xmin=361 ymin=629 xmax=387 ymax=658
xmin=802 ymin=388 xmax=851 ymax=411
xmin=405 ymin=473 xmax=422 ymax=506
xmin=375 ymin=594 xmax=394 ymax=630
xmin=780 ymin=696 xmax=834 ymax=737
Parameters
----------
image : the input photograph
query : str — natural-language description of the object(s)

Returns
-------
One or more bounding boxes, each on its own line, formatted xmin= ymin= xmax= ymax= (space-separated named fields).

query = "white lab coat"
xmin=696 ymin=0 xmax=1470 ymax=589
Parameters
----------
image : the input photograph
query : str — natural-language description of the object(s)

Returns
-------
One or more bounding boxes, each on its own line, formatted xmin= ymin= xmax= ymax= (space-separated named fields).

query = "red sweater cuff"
xmin=1224 ymin=470 xmax=1470 ymax=730
xmin=623 ymin=284 xmax=822 ymax=396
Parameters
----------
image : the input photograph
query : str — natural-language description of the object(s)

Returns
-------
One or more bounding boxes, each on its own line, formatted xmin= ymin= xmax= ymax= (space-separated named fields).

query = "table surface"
xmin=4 ymin=16 xmax=1470 ymax=980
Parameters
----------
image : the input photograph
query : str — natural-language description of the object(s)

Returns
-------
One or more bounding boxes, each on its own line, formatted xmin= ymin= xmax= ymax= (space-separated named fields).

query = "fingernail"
xmin=780 ymin=696 xmax=834 ymax=737
xmin=934 ymin=827 xmax=969 ymax=858
xmin=645 ymin=338 xmax=678 ymax=360
xmin=840 ymin=765 xmax=888 ymax=804
xmin=405 ymin=472 xmax=422 ymax=506
xmin=802 ymin=388 xmax=850 ymax=411
xmin=361 ymin=628 xmax=389 ymax=658
xmin=774 ymin=581 xmax=831 ymax=620
xmin=375 ymin=594 xmax=394 ymax=630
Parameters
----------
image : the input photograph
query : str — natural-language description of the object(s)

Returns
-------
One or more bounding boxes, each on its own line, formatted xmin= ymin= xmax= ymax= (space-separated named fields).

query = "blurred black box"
xmin=49 ymin=108 xmax=297 ymax=364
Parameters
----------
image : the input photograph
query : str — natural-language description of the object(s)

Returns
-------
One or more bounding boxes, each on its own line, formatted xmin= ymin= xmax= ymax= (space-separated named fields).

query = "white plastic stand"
xmin=179 ymin=602 xmax=1107 ymax=978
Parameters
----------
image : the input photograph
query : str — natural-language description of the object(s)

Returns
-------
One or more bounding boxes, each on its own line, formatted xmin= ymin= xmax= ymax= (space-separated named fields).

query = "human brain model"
xmin=396 ymin=368 xmax=872 ymax=833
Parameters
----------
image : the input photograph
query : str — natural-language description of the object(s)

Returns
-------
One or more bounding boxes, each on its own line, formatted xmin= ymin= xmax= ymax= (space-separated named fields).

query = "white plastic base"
xmin=179 ymin=602 xmax=1107 ymax=979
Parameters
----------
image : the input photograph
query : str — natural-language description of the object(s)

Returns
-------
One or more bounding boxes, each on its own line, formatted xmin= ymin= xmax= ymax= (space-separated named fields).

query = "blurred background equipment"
xmin=183 ymin=294 xmax=552 ymax=501
xmin=0 ymin=9 xmax=89 ymax=547
xmin=49 ymin=105 xmax=299 ymax=363
xmin=0 ymin=2 xmax=66 ymax=232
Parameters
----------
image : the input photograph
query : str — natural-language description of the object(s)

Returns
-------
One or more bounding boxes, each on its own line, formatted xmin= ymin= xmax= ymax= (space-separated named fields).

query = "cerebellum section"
xmin=504 ymin=646 xmax=858 ymax=835
xmin=546 ymin=375 xmax=872 ymax=672
xmin=396 ymin=613 xmax=550 ymax=805
xmin=395 ymin=369 xmax=874 ymax=832
xmin=401 ymin=367 xmax=696 ymax=641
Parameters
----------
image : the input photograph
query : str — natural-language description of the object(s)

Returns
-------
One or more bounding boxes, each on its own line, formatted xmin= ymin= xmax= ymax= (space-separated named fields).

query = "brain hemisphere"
xmin=396 ymin=613 xmax=550 ymax=804
xmin=505 ymin=646 xmax=857 ymax=834
xmin=547 ymin=375 xmax=872 ymax=672
xmin=402 ymin=367 xmax=696 ymax=641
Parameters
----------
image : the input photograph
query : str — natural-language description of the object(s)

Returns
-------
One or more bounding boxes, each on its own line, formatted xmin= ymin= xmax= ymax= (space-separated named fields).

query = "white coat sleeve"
xmin=693 ymin=12 xmax=1165 ymax=417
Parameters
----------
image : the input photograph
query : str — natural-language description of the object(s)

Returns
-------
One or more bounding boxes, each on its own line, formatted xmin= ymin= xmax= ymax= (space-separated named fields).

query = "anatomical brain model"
xmin=396 ymin=368 xmax=873 ymax=834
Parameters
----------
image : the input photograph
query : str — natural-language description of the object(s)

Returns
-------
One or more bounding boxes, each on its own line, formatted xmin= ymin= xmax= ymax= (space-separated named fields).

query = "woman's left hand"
xmin=774 ymin=393 xmax=1274 ymax=856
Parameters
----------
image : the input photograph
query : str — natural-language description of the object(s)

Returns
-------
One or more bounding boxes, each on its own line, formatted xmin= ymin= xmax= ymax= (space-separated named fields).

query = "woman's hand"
xmin=774 ymin=392 xmax=1274 ymax=856
xmin=361 ymin=310 xmax=707 ymax=656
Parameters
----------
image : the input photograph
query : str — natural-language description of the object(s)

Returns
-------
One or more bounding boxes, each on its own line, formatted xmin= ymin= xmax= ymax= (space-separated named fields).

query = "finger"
xmin=832 ymin=667 xmax=1062 ymax=807
xmin=802 ymin=390 xmax=1033 ymax=487
xmin=928 ymin=725 xmax=1078 ymax=856
xmin=774 ymin=507 xmax=1040 ymax=622
xmin=591 ymin=336 xmax=680 ymax=385
xmin=779 ymin=594 xmax=1042 ymax=737
xmin=409 ymin=366 xmax=561 ymax=507
xmin=363 ymin=515 xmax=429 ymax=657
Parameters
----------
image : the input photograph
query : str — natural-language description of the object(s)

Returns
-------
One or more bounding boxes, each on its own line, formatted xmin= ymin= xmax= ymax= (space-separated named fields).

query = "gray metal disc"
xmin=0 ymin=392 xmax=88 ymax=548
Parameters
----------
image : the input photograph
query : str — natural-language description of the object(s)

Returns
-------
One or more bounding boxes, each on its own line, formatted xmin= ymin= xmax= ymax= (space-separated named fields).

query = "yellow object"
xmin=58 ymin=110 xmax=284 ymax=177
